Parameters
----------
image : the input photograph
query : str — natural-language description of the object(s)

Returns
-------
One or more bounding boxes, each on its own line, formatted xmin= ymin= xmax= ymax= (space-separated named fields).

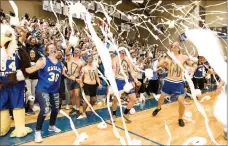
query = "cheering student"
xmin=152 ymin=42 xmax=197 ymax=127
xmin=26 ymin=44 xmax=81 ymax=143
xmin=65 ymin=45 xmax=85 ymax=118
xmin=111 ymin=48 xmax=141 ymax=123
xmin=80 ymin=55 xmax=102 ymax=118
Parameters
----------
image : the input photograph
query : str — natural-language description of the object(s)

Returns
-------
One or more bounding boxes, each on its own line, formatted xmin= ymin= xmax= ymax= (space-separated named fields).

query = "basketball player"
xmin=26 ymin=44 xmax=80 ymax=143
xmin=111 ymin=47 xmax=141 ymax=123
xmin=80 ymin=55 xmax=102 ymax=118
xmin=152 ymin=42 xmax=197 ymax=127
xmin=66 ymin=45 xmax=84 ymax=118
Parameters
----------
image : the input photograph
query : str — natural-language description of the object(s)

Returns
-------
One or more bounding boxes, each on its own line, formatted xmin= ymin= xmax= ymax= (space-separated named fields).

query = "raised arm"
xmin=25 ymin=57 xmax=45 ymax=74
xmin=185 ymin=55 xmax=197 ymax=69
xmin=62 ymin=66 xmax=80 ymax=83
xmin=157 ymin=57 xmax=168 ymax=68
xmin=65 ymin=43 xmax=71 ymax=54
xmin=127 ymin=59 xmax=141 ymax=86
xmin=207 ymin=68 xmax=216 ymax=74
xmin=80 ymin=50 xmax=88 ymax=56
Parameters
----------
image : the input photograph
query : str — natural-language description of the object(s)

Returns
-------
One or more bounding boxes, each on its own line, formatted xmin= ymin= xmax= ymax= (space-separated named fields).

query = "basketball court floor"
xmin=0 ymin=88 xmax=226 ymax=145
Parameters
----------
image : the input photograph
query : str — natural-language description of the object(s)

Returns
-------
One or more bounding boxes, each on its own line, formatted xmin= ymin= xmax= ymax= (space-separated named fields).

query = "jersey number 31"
xmin=48 ymin=72 xmax=59 ymax=82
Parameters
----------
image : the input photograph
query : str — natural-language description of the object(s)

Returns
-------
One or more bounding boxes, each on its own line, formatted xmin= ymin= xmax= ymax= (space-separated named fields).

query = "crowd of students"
xmin=1 ymin=10 xmax=225 ymax=142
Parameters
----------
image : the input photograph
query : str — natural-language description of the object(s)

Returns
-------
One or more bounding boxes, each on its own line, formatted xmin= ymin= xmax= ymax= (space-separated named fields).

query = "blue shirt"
xmin=36 ymin=57 xmax=63 ymax=93
xmin=106 ymin=42 xmax=110 ymax=49
xmin=32 ymin=30 xmax=37 ymax=36
xmin=152 ymin=72 xmax=158 ymax=80
xmin=194 ymin=63 xmax=205 ymax=78
xmin=38 ymin=45 xmax=46 ymax=57
xmin=0 ymin=53 xmax=21 ymax=83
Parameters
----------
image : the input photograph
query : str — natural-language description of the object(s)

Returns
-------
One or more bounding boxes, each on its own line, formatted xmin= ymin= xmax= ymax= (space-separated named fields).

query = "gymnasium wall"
xmin=1 ymin=1 xmax=227 ymax=55
xmin=144 ymin=0 xmax=199 ymax=53
xmin=1 ymin=1 xmax=57 ymax=20
xmin=149 ymin=0 xmax=227 ymax=56
xmin=0 ymin=0 xmax=198 ymax=45
xmin=0 ymin=0 xmax=144 ymax=40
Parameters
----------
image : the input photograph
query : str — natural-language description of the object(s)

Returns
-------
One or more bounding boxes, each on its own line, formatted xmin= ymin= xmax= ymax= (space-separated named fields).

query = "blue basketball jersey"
xmin=36 ymin=57 xmax=63 ymax=93
xmin=0 ymin=53 xmax=21 ymax=83
xmin=194 ymin=63 xmax=205 ymax=78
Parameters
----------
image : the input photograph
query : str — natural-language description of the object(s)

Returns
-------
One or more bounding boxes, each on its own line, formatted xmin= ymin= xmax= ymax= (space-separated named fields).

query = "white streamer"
xmin=77 ymin=3 xmax=140 ymax=144
xmin=95 ymin=58 xmax=126 ymax=145
xmin=81 ymin=89 xmax=107 ymax=129
xmin=9 ymin=0 xmax=18 ymax=17
xmin=50 ymin=1 xmax=66 ymax=47
xmin=9 ymin=0 xmax=19 ymax=26
xmin=59 ymin=110 xmax=88 ymax=145
xmin=167 ymin=50 xmax=219 ymax=145
xmin=106 ymin=90 xmax=127 ymax=145
xmin=183 ymin=137 xmax=207 ymax=145
xmin=164 ymin=121 xmax=172 ymax=145
xmin=185 ymin=29 xmax=227 ymax=83
xmin=59 ymin=110 xmax=79 ymax=137
xmin=183 ymin=117 xmax=196 ymax=123
xmin=95 ymin=1 xmax=225 ymax=145
xmin=214 ymin=90 xmax=227 ymax=128
xmin=11 ymin=0 xmax=227 ymax=145
xmin=200 ymin=96 xmax=211 ymax=103
xmin=205 ymin=1 xmax=227 ymax=8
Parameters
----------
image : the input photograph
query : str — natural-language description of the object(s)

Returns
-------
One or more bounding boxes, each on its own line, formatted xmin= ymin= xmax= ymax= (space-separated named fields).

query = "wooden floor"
xmin=23 ymin=91 xmax=227 ymax=145
xmin=11 ymin=100 xmax=107 ymax=127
